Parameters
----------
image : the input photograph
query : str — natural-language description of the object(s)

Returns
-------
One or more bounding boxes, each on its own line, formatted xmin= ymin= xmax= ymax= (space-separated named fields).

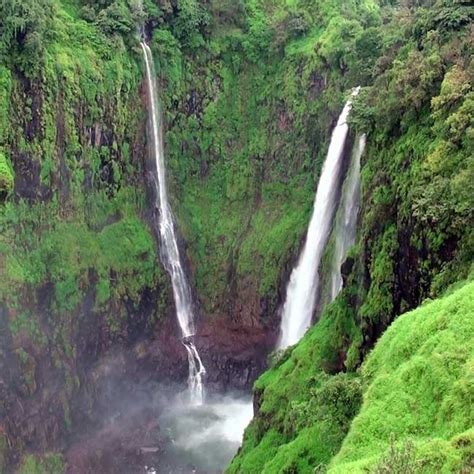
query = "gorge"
xmin=0 ymin=1 xmax=473 ymax=473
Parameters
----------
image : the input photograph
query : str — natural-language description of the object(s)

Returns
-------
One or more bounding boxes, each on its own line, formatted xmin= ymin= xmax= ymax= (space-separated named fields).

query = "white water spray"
xmin=329 ymin=134 xmax=365 ymax=301
xmin=141 ymin=42 xmax=206 ymax=404
xmin=278 ymin=88 xmax=360 ymax=349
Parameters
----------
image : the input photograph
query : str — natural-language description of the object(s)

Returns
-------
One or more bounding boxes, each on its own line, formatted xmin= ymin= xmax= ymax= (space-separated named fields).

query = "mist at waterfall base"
xmin=64 ymin=372 xmax=252 ymax=473
xmin=155 ymin=392 xmax=253 ymax=473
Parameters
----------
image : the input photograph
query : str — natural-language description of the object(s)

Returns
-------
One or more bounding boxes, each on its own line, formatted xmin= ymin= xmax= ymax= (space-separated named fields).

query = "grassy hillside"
xmin=330 ymin=280 xmax=474 ymax=473
xmin=229 ymin=279 xmax=473 ymax=473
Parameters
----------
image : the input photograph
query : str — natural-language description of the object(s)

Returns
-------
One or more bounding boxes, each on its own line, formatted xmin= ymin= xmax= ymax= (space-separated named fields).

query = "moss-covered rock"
xmin=330 ymin=281 xmax=474 ymax=473
xmin=18 ymin=453 xmax=64 ymax=474
xmin=0 ymin=151 xmax=13 ymax=197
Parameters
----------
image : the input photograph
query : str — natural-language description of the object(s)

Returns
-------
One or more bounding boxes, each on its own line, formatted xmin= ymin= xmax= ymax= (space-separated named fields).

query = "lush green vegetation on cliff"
xmin=1 ymin=0 xmax=166 ymax=327
xmin=330 ymin=280 xmax=474 ymax=473
xmin=228 ymin=291 xmax=363 ymax=473
xmin=230 ymin=279 xmax=473 ymax=473
xmin=0 ymin=0 xmax=170 ymax=468
xmin=151 ymin=0 xmax=384 ymax=317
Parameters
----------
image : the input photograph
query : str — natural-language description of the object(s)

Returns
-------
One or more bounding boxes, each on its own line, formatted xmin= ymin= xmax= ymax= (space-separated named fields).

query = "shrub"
xmin=0 ymin=151 xmax=13 ymax=199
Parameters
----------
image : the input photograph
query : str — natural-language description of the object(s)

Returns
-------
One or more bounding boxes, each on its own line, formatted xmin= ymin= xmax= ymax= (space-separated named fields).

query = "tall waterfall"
xmin=278 ymin=87 xmax=360 ymax=350
xmin=141 ymin=42 xmax=206 ymax=404
xmin=329 ymin=134 xmax=365 ymax=301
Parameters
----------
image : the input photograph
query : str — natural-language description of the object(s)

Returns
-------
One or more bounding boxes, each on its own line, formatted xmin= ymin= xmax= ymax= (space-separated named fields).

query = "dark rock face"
xmin=66 ymin=404 xmax=162 ymax=474
xmin=199 ymin=319 xmax=277 ymax=392
xmin=0 ymin=281 xmax=164 ymax=468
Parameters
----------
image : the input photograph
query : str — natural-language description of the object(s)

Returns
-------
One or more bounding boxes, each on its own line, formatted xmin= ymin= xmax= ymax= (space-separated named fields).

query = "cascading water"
xmin=141 ymin=42 xmax=206 ymax=404
xmin=329 ymin=134 xmax=366 ymax=302
xmin=278 ymin=87 xmax=360 ymax=350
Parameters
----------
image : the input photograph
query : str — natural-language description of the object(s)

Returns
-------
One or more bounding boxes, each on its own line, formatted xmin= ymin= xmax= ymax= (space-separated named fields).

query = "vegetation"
xmin=230 ymin=0 xmax=473 ymax=471
xmin=228 ymin=286 xmax=364 ymax=473
xmin=330 ymin=280 xmax=474 ymax=473
xmin=150 ymin=0 xmax=385 ymax=313
xmin=0 ymin=0 xmax=169 ymax=468
xmin=18 ymin=454 xmax=64 ymax=474
xmin=0 ymin=151 xmax=13 ymax=197
xmin=0 ymin=0 xmax=472 ymax=471
xmin=0 ymin=0 xmax=166 ymax=338
xmin=230 ymin=278 xmax=474 ymax=473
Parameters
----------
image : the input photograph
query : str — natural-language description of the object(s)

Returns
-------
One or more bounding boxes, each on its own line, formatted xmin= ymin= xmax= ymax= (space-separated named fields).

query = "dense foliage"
xmin=231 ymin=279 xmax=473 ymax=472
xmin=0 ymin=0 xmax=472 ymax=471
xmin=149 ymin=0 xmax=385 ymax=316
xmin=331 ymin=280 xmax=474 ymax=473
xmin=0 ymin=0 xmax=169 ymax=468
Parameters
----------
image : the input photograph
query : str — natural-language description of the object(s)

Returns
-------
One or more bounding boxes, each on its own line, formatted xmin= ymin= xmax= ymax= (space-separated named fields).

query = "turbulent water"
xmin=157 ymin=395 xmax=253 ymax=473
xmin=278 ymin=87 xmax=360 ymax=349
xmin=329 ymin=134 xmax=365 ymax=301
xmin=141 ymin=42 xmax=206 ymax=404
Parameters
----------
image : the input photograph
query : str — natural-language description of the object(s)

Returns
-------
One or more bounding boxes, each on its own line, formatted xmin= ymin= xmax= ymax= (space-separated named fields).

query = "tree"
xmin=0 ymin=0 xmax=53 ymax=71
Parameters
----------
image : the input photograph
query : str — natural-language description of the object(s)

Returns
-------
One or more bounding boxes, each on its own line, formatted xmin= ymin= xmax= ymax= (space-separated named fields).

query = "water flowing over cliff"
xmin=329 ymin=134 xmax=365 ymax=302
xmin=278 ymin=88 xmax=360 ymax=350
xmin=141 ymin=42 xmax=205 ymax=404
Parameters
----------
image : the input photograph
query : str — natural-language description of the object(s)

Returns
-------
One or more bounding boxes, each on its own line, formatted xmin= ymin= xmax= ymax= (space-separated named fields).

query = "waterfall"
xmin=141 ymin=42 xmax=206 ymax=404
xmin=329 ymin=134 xmax=365 ymax=302
xmin=278 ymin=87 xmax=360 ymax=350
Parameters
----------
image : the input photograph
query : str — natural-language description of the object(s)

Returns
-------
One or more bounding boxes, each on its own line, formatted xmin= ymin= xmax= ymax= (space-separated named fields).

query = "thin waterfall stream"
xmin=141 ymin=42 xmax=206 ymax=404
xmin=140 ymin=42 xmax=253 ymax=473
xmin=278 ymin=87 xmax=360 ymax=349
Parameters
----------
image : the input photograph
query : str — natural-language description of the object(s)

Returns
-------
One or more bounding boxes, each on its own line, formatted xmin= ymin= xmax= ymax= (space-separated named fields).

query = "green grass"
xmin=330 ymin=280 xmax=474 ymax=473
xmin=228 ymin=291 xmax=362 ymax=473
xmin=18 ymin=454 xmax=64 ymax=474
xmin=0 ymin=151 xmax=13 ymax=195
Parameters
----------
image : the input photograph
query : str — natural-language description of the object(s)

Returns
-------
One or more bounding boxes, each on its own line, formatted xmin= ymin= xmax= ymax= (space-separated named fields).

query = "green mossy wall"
xmin=0 ymin=0 xmax=171 ymax=467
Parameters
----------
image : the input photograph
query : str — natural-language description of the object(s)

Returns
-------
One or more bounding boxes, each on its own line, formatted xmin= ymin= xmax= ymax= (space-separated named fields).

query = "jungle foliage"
xmin=229 ymin=0 xmax=473 ymax=471
xmin=0 ymin=0 xmax=473 ymax=471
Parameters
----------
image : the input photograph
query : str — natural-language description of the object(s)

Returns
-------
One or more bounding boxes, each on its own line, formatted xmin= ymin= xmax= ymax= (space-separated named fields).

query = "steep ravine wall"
xmin=0 ymin=24 xmax=172 ymax=471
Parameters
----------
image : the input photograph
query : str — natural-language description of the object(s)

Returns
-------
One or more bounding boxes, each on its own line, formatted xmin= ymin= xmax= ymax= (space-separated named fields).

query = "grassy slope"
xmin=229 ymin=280 xmax=474 ymax=474
xmin=228 ymin=289 xmax=362 ymax=473
xmin=330 ymin=280 xmax=474 ymax=473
